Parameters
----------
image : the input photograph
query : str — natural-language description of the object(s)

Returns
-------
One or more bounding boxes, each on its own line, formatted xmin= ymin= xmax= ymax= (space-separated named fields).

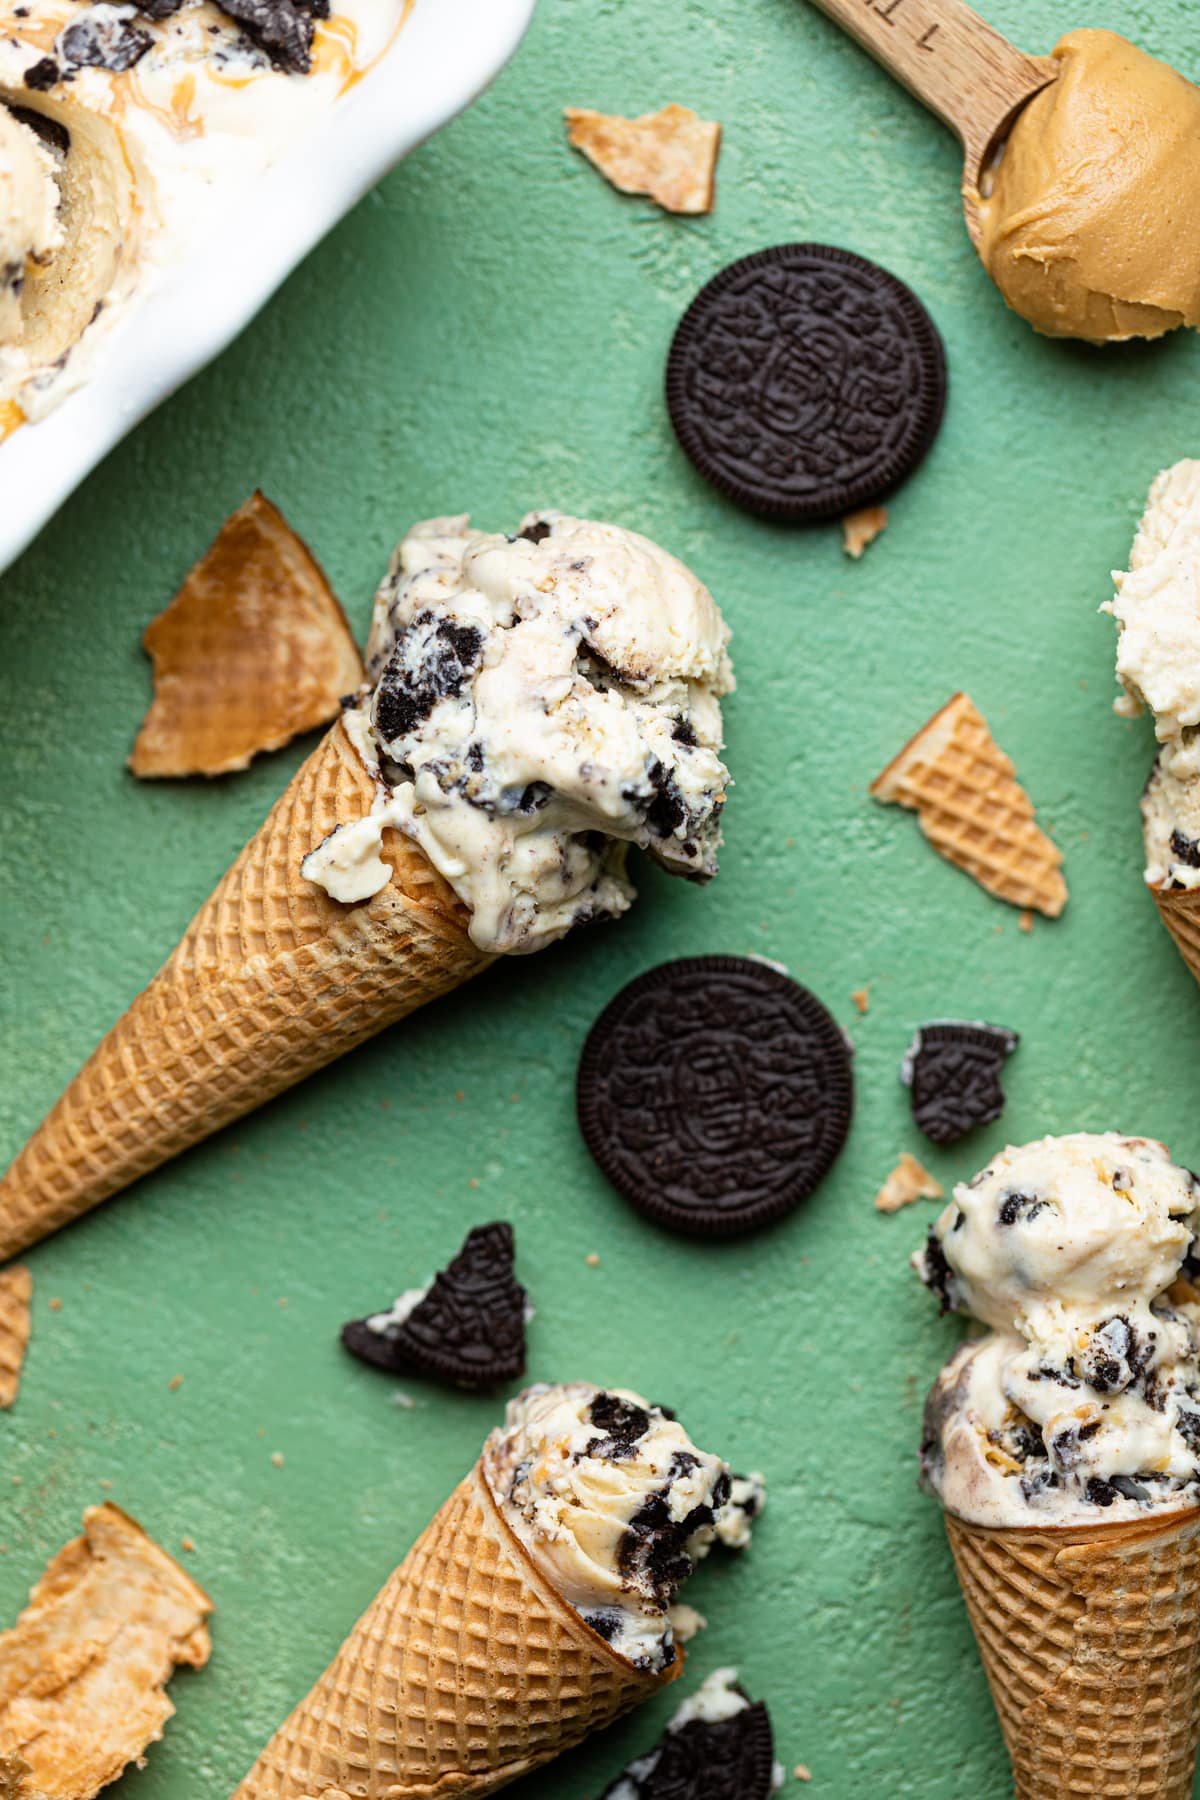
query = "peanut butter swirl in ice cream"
xmin=978 ymin=30 xmax=1200 ymax=343
xmin=301 ymin=510 xmax=734 ymax=955
xmin=916 ymin=1133 xmax=1200 ymax=1528
xmin=483 ymin=1383 xmax=762 ymax=1672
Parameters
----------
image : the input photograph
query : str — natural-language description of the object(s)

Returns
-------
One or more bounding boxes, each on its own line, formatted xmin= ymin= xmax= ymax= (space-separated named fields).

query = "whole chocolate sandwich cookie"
xmin=578 ymin=955 xmax=853 ymax=1236
xmin=341 ymin=1221 xmax=529 ymax=1389
xmin=666 ymin=244 xmax=946 ymax=522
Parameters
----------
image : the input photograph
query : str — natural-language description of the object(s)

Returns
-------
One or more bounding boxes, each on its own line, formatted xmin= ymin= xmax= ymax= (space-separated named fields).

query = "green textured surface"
xmin=3 ymin=0 xmax=1200 ymax=1793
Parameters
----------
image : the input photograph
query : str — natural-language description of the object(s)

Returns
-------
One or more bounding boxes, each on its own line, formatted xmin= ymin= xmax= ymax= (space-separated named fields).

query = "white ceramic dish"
xmin=0 ymin=0 xmax=536 ymax=577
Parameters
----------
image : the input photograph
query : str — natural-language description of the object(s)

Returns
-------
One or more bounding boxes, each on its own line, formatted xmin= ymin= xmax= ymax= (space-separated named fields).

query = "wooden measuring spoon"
xmin=804 ymin=0 xmax=1059 ymax=245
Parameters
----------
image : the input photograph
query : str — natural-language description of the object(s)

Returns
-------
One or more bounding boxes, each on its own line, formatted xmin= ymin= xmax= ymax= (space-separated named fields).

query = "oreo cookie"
xmin=903 ymin=1021 xmax=1019 ymax=1147
xmin=666 ymin=244 xmax=946 ymax=522
xmin=599 ymin=1691 xmax=775 ymax=1800
xmin=577 ymin=956 xmax=853 ymax=1237
xmin=58 ymin=10 xmax=153 ymax=73
xmin=341 ymin=1222 xmax=527 ymax=1390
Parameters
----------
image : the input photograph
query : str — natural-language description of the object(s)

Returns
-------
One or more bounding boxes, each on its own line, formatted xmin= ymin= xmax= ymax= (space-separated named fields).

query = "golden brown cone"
xmin=1151 ymin=882 xmax=1200 ymax=989
xmin=944 ymin=1506 xmax=1200 ymax=1798
xmin=232 ymin=1463 xmax=674 ymax=1800
xmin=871 ymin=692 xmax=1068 ymax=918
xmin=0 ymin=719 xmax=492 ymax=1261
xmin=130 ymin=492 xmax=364 ymax=778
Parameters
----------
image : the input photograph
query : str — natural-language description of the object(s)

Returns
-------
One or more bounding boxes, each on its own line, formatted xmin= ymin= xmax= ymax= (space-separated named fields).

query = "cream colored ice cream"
xmin=0 ymin=0 xmax=407 ymax=424
xmin=301 ymin=510 xmax=734 ymax=955
xmin=482 ymin=1382 xmax=761 ymax=1672
xmin=916 ymin=1132 xmax=1200 ymax=1527
xmin=1106 ymin=461 xmax=1200 ymax=890
xmin=977 ymin=30 xmax=1200 ymax=344
xmin=0 ymin=105 xmax=62 ymax=344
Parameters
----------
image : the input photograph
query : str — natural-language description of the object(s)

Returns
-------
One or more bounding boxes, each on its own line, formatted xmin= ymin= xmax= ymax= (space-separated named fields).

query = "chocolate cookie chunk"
xmin=341 ymin=1222 xmax=527 ymax=1390
xmin=578 ymin=956 xmax=853 ymax=1236
xmin=59 ymin=10 xmax=153 ymax=73
xmin=903 ymin=1021 xmax=1019 ymax=1146
xmin=666 ymin=244 xmax=946 ymax=521
xmin=599 ymin=1697 xmax=776 ymax=1800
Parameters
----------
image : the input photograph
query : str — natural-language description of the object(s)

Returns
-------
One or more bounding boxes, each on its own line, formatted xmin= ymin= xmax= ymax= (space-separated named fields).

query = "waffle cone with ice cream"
xmin=1150 ymin=881 xmax=1200 ymax=990
xmin=0 ymin=510 xmax=734 ymax=1259
xmin=915 ymin=1133 xmax=1200 ymax=1795
xmin=232 ymin=1384 xmax=758 ymax=1799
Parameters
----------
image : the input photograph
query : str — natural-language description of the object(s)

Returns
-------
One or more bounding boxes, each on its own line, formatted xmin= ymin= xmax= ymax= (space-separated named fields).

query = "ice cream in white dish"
xmin=301 ymin=510 xmax=735 ymax=954
xmin=0 ymin=0 xmax=407 ymax=425
xmin=1107 ymin=460 xmax=1200 ymax=889
xmin=482 ymin=1382 xmax=762 ymax=1672
xmin=917 ymin=1132 xmax=1200 ymax=1528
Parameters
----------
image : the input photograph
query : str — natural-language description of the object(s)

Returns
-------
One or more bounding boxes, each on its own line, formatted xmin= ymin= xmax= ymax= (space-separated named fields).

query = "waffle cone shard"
xmin=872 ymin=692 xmax=1068 ymax=918
xmin=1152 ymin=882 xmax=1200 ymax=989
xmin=945 ymin=1506 xmax=1200 ymax=1798
xmin=0 ymin=1265 xmax=31 ymax=1409
xmin=233 ymin=1463 xmax=671 ymax=1799
xmin=0 ymin=720 xmax=492 ymax=1261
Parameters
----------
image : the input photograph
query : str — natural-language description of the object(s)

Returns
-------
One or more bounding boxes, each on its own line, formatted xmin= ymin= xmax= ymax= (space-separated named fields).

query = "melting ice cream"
xmin=301 ymin=510 xmax=734 ymax=954
xmin=482 ymin=1382 xmax=761 ymax=1671
xmin=916 ymin=1132 xmax=1200 ymax=1527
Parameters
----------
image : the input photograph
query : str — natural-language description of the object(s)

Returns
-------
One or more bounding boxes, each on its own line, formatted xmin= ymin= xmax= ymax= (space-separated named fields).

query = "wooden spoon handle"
xmin=805 ymin=0 xmax=1054 ymax=170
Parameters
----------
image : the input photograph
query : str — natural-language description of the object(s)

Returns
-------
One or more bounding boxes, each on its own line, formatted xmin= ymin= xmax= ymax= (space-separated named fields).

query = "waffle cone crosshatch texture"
xmin=8 ymin=0 xmax=1200 ymax=1794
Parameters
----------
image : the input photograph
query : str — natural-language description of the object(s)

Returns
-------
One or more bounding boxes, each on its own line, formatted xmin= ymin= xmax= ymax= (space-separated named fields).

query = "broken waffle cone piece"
xmin=874 ymin=1153 xmax=942 ymax=1213
xmin=564 ymin=104 xmax=720 ymax=214
xmin=0 ymin=1266 xmax=31 ymax=1409
xmin=130 ymin=491 xmax=364 ymax=779
xmin=871 ymin=693 xmax=1067 ymax=918
xmin=1151 ymin=882 xmax=1200 ymax=990
xmin=232 ymin=1461 xmax=672 ymax=1800
xmin=945 ymin=1506 xmax=1200 ymax=1798
xmin=0 ymin=718 xmax=492 ymax=1261
xmin=0 ymin=1503 xmax=212 ymax=1799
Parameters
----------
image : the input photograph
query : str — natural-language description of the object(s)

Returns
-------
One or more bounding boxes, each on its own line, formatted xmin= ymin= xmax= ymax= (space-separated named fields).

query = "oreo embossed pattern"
xmin=577 ymin=956 xmax=854 ymax=1236
xmin=665 ymin=244 xmax=947 ymax=522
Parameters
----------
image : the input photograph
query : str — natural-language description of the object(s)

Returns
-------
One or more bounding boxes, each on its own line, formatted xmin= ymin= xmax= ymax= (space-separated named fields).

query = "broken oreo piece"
xmin=59 ymin=9 xmax=153 ymax=74
xmin=340 ymin=1222 xmax=527 ymax=1390
xmin=578 ymin=956 xmax=853 ymax=1237
xmin=666 ymin=244 xmax=946 ymax=522
xmin=216 ymin=0 xmax=315 ymax=71
xmin=902 ymin=1021 xmax=1019 ymax=1147
xmin=23 ymin=57 xmax=61 ymax=90
xmin=599 ymin=1688 xmax=775 ymax=1800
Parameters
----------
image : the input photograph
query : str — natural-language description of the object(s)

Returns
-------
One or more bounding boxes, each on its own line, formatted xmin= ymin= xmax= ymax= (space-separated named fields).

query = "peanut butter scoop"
xmin=978 ymin=29 xmax=1200 ymax=343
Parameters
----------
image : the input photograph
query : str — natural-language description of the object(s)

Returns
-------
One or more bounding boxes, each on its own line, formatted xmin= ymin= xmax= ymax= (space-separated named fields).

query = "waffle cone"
xmin=1151 ymin=882 xmax=1200 ymax=989
xmin=944 ymin=1505 xmax=1200 ymax=1798
xmin=232 ymin=1462 xmax=673 ymax=1799
xmin=871 ymin=693 xmax=1067 ymax=918
xmin=0 ymin=719 xmax=492 ymax=1261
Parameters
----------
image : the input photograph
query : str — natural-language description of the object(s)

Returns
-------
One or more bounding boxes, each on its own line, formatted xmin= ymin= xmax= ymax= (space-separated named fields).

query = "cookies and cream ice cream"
xmin=301 ymin=510 xmax=734 ymax=954
xmin=977 ymin=30 xmax=1200 ymax=343
xmin=482 ymin=1382 xmax=761 ymax=1672
xmin=0 ymin=0 xmax=407 ymax=426
xmin=916 ymin=1132 xmax=1200 ymax=1528
xmin=1106 ymin=461 xmax=1200 ymax=890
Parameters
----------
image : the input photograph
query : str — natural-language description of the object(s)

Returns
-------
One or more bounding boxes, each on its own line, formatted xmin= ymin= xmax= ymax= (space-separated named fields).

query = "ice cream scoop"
xmin=302 ymin=511 xmax=734 ymax=954
xmin=483 ymin=1382 xmax=762 ymax=1672
xmin=804 ymin=2 xmax=1200 ymax=342
xmin=0 ymin=105 xmax=62 ymax=346
xmin=1106 ymin=462 xmax=1200 ymax=924
xmin=916 ymin=1131 xmax=1200 ymax=1527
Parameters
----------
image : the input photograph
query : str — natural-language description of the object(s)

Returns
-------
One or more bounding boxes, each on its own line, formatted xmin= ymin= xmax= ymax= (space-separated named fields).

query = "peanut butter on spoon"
xmin=805 ymin=0 xmax=1200 ymax=343
xmin=979 ymin=30 xmax=1200 ymax=343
